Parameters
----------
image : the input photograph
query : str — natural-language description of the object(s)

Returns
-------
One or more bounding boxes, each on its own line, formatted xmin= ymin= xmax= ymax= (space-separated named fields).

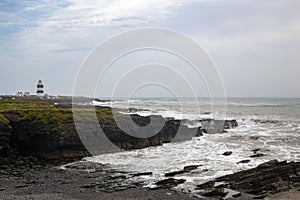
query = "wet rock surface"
xmin=1 ymin=153 xmax=300 ymax=199
xmin=250 ymin=153 xmax=266 ymax=158
xmin=165 ymin=165 xmax=201 ymax=177
xmin=195 ymin=159 xmax=300 ymax=199
xmin=0 ymin=99 xmax=246 ymax=199
xmin=222 ymin=151 xmax=233 ymax=156
xmin=153 ymin=178 xmax=186 ymax=189
xmin=237 ymin=159 xmax=251 ymax=164
xmin=0 ymin=161 xmax=198 ymax=200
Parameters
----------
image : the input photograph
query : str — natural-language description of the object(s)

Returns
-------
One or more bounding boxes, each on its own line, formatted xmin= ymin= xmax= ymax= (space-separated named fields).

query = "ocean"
xmin=83 ymin=98 xmax=300 ymax=192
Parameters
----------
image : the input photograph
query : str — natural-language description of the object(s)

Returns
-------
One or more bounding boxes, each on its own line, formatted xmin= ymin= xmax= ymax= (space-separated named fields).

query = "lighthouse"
xmin=36 ymin=80 xmax=44 ymax=97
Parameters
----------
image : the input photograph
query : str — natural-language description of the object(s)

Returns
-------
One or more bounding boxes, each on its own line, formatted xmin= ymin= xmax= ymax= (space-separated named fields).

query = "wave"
xmin=226 ymin=103 xmax=286 ymax=108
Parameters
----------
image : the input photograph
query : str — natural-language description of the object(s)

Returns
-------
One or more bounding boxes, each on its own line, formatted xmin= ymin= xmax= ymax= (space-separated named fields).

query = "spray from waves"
xmin=83 ymin=98 xmax=300 ymax=192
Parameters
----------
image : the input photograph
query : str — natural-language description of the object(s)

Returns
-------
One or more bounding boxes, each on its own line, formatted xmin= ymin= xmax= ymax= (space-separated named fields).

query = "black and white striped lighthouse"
xmin=36 ymin=80 xmax=44 ymax=97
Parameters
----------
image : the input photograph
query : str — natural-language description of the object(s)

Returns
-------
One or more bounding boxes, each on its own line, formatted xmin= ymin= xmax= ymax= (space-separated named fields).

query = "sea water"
xmin=84 ymin=98 xmax=300 ymax=191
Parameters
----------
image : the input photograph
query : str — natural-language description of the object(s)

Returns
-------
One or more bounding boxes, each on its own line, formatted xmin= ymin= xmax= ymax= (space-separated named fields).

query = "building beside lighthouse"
xmin=36 ymin=80 xmax=44 ymax=97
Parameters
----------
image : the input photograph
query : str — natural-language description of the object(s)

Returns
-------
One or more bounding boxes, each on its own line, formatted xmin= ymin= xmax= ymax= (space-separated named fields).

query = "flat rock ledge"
xmin=195 ymin=159 xmax=300 ymax=199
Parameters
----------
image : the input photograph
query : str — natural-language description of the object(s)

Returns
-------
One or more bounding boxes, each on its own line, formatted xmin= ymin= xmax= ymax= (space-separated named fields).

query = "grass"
xmin=0 ymin=99 xmax=115 ymax=131
xmin=0 ymin=113 xmax=9 ymax=126
xmin=0 ymin=100 xmax=55 ymax=112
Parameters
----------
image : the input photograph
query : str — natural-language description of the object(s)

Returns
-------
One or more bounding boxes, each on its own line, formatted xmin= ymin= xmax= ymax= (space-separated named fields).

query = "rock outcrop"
xmin=195 ymin=160 xmax=300 ymax=199
xmin=0 ymin=100 xmax=238 ymax=163
xmin=199 ymin=119 xmax=238 ymax=134
xmin=0 ymin=114 xmax=12 ymax=161
xmin=165 ymin=165 xmax=201 ymax=177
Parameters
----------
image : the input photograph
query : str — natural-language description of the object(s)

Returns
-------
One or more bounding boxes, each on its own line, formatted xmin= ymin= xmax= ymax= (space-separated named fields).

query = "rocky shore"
xmin=195 ymin=159 xmax=300 ymax=199
xmin=1 ymin=98 xmax=299 ymax=199
xmin=0 ymin=161 xmax=199 ymax=200
xmin=1 ymin=158 xmax=299 ymax=200
xmin=0 ymin=98 xmax=238 ymax=163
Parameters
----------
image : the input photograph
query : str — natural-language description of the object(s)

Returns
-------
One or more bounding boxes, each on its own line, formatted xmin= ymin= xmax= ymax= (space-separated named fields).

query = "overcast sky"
xmin=1 ymin=0 xmax=300 ymax=97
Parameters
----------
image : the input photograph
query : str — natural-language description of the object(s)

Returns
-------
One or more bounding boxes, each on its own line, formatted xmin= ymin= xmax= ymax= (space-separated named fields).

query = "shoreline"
xmin=0 ymin=162 xmax=198 ymax=200
xmin=1 ymin=98 xmax=300 ymax=199
xmin=0 ymin=98 xmax=237 ymax=162
xmin=0 ymin=158 xmax=300 ymax=200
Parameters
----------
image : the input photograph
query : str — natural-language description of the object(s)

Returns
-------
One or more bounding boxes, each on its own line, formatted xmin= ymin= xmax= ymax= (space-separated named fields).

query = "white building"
xmin=16 ymin=92 xmax=23 ymax=97
xmin=15 ymin=91 xmax=30 ymax=97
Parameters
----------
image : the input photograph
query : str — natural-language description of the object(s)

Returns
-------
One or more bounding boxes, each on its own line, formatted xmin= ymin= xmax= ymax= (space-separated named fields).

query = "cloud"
xmin=198 ymin=11 xmax=300 ymax=97
xmin=43 ymin=0 xmax=188 ymax=28
xmin=1 ymin=0 xmax=188 ymax=28
xmin=1 ymin=0 xmax=194 ymax=55
xmin=1 ymin=0 xmax=300 ymax=96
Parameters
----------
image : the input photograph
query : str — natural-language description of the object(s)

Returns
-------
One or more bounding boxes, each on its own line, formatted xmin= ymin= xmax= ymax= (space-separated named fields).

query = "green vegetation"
xmin=0 ymin=100 xmax=55 ymax=112
xmin=0 ymin=113 xmax=9 ymax=126
xmin=0 ymin=99 xmax=115 ymax=132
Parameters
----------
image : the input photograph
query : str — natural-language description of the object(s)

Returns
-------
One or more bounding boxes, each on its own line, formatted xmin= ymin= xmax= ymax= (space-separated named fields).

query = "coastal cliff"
xmin=0 ymin=114 xmax=12 ymax=157
xmin=0 ymin=99 xmax=238 ymax=162
xmin=1 ymin=99 xmax=300 ymax=199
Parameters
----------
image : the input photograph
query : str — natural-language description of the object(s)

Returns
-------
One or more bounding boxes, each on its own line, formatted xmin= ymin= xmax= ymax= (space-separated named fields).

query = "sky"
xmin=0 ymin=0 xmax=300 ymax=97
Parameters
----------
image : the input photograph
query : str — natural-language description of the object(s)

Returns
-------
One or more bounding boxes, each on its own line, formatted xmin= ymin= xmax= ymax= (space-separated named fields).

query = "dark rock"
xmin=249 ymin=136 xmax=260 ymax=140
xmin=202 ymin=129 xmax=207 ymax=133
xmin=183 ymin=165 xmax=200 ymax=171
xmin=0 ymin=157 xmax=8 ymax=166
xmin=131 ymin=172 xmax=153 ymax=177
xmin=224 ymin=120 xmax=239 ymax=129
xmin=200 ymin=120 xmax=224 ymax=134
xmin=80 ymin=182 xmax=101 ymax=189
xmin=200 ymin=119 xmax=238 ymax=134
xmin=237 ymin=160 xmax=251 ymax=164
xmin=253 ymin=148 xmax=261 ymax=154
xmin=257 ymin=159 xmax=278 ymax=168
xmin=253 ymin=194 xmax=268 ymax=199
xmin=0 ymin=141 xmax=11 ymax=156
xmin=195 ymin=160 xmax=300 ymax=198
xmin=195 ymin=127 xmax=203 ymax=137
xmin=250 ymin=153 xmax=265 ymax=158
xmin=0 ymin=136 xmax=10 ymax=142
xmin=0 ymin=119 xmax=12 ymax=156
xmin=202 ymin=188 xmax=228 ymax=197
xmin=222 ymin=151 xmax=233 ymax=156
xmin=154 ymin=178 xmax=186 ymax=189
xmin=232 ymin=192 xmax=241 ymax=197
xmin=0 ymin=100 xmax=238 ymax=164
xmin=15 ymin=184 xmax=30 ymax=189
xmin=165 ymin=165 xmax=200 ymax=177
xmin=107 ymin=175 xmax=126 ymax=180
xmin=252 ymin=119 xmax=279 ymax=124
xmin=128 ymin=108 xmax=150 ymax=113
xmin=165 ymin=170 xmax=186 ymax=177
xmin=24 ymin=180 xmax=38 ymax=185
xmin=195 ymin=181 xmax=215 ymax=190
